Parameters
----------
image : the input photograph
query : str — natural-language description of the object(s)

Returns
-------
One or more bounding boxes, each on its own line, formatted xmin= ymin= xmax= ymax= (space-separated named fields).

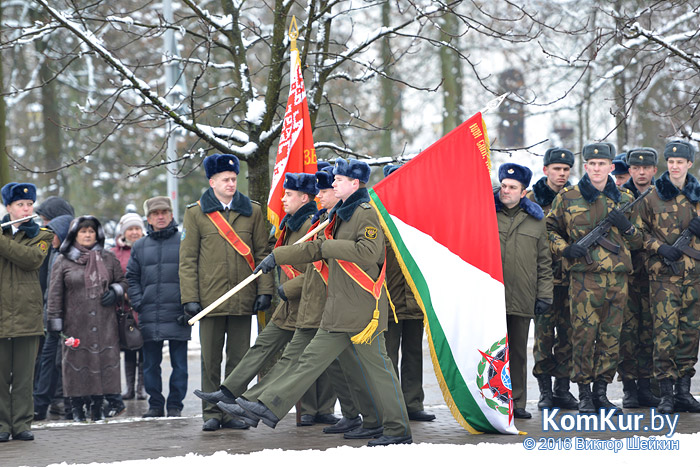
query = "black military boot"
xmin=577 ymin=383 xmax=596 ymax=414
xmin=674 ymin=375 xmax=700 ymax=413
xmin=537 ymin=376 xmax=554 ymax=410
xmin=657 ymin=379 xmax=674 ymax=414
xmin=91 ymin=396 xmax=105 ymax=421
xmin=622 ymin=379 xmax=640 ymax=408
xmin=637 ymin=378 xmax=661 ymax=407
xmin=553 ymin=378 xmax=579 ymax=409
xmin=592 ymin=380 xmax=622 ymax=415
xmin=71 ymin=397 xmax=87 ymax=422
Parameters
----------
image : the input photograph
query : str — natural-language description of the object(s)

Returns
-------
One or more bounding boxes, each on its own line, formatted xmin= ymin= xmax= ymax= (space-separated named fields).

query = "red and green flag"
xmin=369 ymin=112 xmax=518 ymax=435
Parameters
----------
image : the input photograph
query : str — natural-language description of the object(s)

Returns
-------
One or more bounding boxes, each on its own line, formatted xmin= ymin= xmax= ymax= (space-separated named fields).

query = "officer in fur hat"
xmin=0 ymin=183 xmax=54 ymax=442
xmin=179 ymin=154 xmax=274 ymax=431
xmin=612 ymin=153 xmax=631 ymax=187
xmin=496 ymin=163 xmax=553 ymax=419
xmin=638 ymin=140 xmax=700 ymax=414
xmin=526 ymin=148 xmax=579 ymax=411
xmin=547 ymin=143 xmax=643 ymax=414
xmin=617 ymin=148 xmax=660 ymax=409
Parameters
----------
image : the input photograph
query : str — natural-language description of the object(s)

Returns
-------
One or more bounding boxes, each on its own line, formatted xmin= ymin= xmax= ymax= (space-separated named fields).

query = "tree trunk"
xmin=0 ymin=0 xmax=9 ymax=186
xmin=379 ymin=1 xmax=397 ymax=157
xmin=439 ymin=13 xmax=463 ymax=135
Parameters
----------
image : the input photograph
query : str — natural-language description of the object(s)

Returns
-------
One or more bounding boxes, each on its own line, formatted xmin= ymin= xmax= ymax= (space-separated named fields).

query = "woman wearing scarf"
xmin=47 ymin=216 xmax=127 ymax=422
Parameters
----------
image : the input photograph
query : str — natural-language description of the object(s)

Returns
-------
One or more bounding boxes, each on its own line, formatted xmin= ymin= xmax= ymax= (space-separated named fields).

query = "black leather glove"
xmin=254 ymin=253 xmax=276 ymax=274
xmin=277 ymin=284 xmax=287 ymax=302
xmin=47 ymin=318 xmax=63 ymax=332
xmin=183 ymin=302 xmax=202 ymax=319
xmin=176 ymin=314 xmax=188 ymax=326
xmin=253 ymin=294 xmax=272 ymax=312
xmin=658 ymin=244 xmax=682 ymax=262
xmin=688 ymin=217 xmax=700 ymax=237
xmin=101 ymin=289 xmax=117 ymax=307
xmin=608 ymin=208 xmax=633 ymax=232
xmin=534 ymin=299 xmax=552 ymax=316
xmin=563 ymin=243 xmax=587 ymax=259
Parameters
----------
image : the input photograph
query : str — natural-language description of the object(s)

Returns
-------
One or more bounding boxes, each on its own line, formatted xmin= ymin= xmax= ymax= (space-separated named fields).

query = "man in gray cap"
xmin=618 ymin=148 xmax=660 ymax=408
xmin=637 ymin=140 xmax=700 ymax=414
xmin=527 ymin=148 xmax=578 ymax=411
xmin=496 ymin=162 xmax=553 ymax=419
xmin=547 ymin=142 xmax=642 ymax=414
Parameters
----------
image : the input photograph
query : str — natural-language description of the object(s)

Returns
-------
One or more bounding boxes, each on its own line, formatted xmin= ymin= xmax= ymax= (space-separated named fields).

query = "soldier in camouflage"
xmin=638 ymin=140 xmax=700 ymax=414
xmin=617 ymin=148 xmax=660 ymax=408
xmin=547 ymin=142 xmax=643 ymax=415
xmin=526 ymin=147 xmax=578 ymax=410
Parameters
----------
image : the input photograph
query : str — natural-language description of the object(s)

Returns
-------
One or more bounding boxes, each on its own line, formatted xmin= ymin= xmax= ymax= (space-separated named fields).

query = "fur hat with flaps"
xmin=627 ymin=147 xmax=658 ymax=166
xmin=383 ymin=164 xmax=400 ymax=177
xmin=316 ymin=166 xmax=334 ymax=190
xmin=283 ymin=173 xmax=319 ymax=196
xmin=203 ymin=153 xmax=240 ymax=178
xmin=664 ymin=140 xmax=696 ymax=163
xmin=498 ymin=162 xmax=532 ymax=188
xmin=612 ymin=153 xmax=629 ymax=175
xmin=333 ymin=158 xmax=371 ymax=184
xmin=317 ymin=161 xmax=331 ymax=171
xmin=582 ymin=142 xmax=615 ymax=161
xmin=543 ymin=148 xmax=574 ymax=167
xmin=2 ymin=182 xmax=36 ymax=206
xmin=60 ymin=215 xmax=106 ymax=254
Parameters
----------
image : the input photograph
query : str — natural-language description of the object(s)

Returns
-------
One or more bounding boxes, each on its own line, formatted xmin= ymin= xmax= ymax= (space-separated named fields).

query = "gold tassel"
xmin=351 ymin=303 xmax=380 ymax=344
xmin=384 ymin=283 xmax=398 ymax=324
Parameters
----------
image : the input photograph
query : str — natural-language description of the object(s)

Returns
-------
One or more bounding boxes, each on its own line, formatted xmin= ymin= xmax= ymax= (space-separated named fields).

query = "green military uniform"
xmin=254 ymin=187 xmax=411 ymax=439
xmin=384 ymin=239 xmax=428 ymax=415
xmin=639 ymin=172 xmax=700 ymax=382
xmin=527 ymin=178 xmax=574 ymax=381
xmin=496 ymin=190 xmax=553 ymax=411
xmin=547 ymin=174 xmax=643 ymax=387
xmin=179 ymin=187 xmax=274 ymax=423
xmin=217 ymin=200 xmax=317 ymax=398
xmin=0 ymin=217 xmax=53 ymax=437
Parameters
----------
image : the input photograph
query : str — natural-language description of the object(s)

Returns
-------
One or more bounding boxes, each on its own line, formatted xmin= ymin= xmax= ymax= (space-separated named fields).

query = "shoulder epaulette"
xmin=360 ymin=202 xmax=371 ymax=209
xmin=562 ymin=186 xmax=573 ymax=193
xmin=251 ymin=200 xmax=261 ymax=206
xmin=40 ymin=227 xmax=50 ymax=231
xmin=186 ymin=202 xmax=198 ymax=209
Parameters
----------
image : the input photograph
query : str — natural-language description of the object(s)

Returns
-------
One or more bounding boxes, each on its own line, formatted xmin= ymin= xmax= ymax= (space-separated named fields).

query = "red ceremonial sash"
xmin=274 ymin=225 xmax=303 ymax=280
xmin=200 ymin=201 xmax=255 ymax=271
xmin=309 ymin=219 xmax=329 ymax=284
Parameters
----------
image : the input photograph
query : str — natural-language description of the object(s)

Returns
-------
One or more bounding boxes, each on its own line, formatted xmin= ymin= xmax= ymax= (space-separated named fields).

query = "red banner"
xmin=268 ymin=48 xmax=317 ymax=231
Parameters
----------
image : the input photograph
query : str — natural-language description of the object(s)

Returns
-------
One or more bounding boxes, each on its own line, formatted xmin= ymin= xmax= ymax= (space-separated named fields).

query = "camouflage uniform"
xmin=527 ymin=178 xmax=573 ymax=380
xmin=639 ymin=172 xmax=700 ymax=381
xmin=547 ymin=174 xmax=643 ymax=384
xmin=617 ymin=178 xmax=654 ymax=382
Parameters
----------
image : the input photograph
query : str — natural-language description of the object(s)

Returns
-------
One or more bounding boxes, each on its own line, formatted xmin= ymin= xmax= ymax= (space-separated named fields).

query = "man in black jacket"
xmin=127 ymin=196 xmax=191 ymax=418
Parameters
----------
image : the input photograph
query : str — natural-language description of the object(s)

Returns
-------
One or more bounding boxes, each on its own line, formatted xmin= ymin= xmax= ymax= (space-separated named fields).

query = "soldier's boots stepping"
xmin=323 ymin=416 xmax=362 ymax=434
xmin=577 ymin=383 xmax=596 ymax=414
xmin=637 ymin=378 xmax=661 ymax=407
xmin=236 ymin=397 xmax=279 ymax=428
xmin=553 ymin=378 xmax=579 ymax=409
xmin=674 ymin=376 xmax=700 ymax=413
xmin=592 ymin=380 xmax=623 ymax=415
xmin=216 ymin=401 xmax=259 ymax=427
xmin=537 ymin=376 xmax=554 ymax=410
xmin=367 ymin=434 xmax=412 ymax=447
xmin=657 ymin=379 xmax=675 ymax=414
xmin=622 ymin=379 xmax=640 ymax=408
xmin=194 ymin=388 xmax=236 ymax=405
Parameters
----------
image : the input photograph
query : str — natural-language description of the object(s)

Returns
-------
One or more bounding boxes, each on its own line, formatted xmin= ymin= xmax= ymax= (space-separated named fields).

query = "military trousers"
xmin=617 ymin=276 xmax=653 ymax=380
xmin=243 ymin=328 xmax=377 ymax=426
xmin=199 ymin=315 xmax=251 ymax=422
xmin=220 ymin=322 xmax=294 ymax=397
xmin=506 ymin=315 xmax=531 ymax=409
xmin=385 ymin=318 xmax=426 ymax=413
xmin=569 ymin=271 xmax=627 ymax=384
xmin=532 ymin=285 xmax=572 ymax=379
xmin=299 ymin=369 xmax=337 ymax=417
xmin=649 ymin=274 xmax=700 ymax=380
xmin=0 ymin=336 xmax=40 ymax=435
xmin=257 ymin=330 xmax=410 ymax=437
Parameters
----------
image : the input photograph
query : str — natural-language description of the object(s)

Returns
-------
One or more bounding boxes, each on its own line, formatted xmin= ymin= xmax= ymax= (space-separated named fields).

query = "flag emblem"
xmin=477 ymin=337 xmax=513 ymax=423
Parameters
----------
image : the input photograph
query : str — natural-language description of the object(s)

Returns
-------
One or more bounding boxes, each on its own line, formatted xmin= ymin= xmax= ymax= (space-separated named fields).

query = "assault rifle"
xmin=575 ymin=187 xmax=652 ymax=265
xmin=663 ymin=224 xmax=700 ymax=275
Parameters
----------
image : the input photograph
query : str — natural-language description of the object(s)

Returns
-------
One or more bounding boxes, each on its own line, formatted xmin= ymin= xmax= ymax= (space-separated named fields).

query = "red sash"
xmin=274 ymin=225 xmax=304 ymax=280
xmin=309 ymin=219 xmax=329 ymax=284
xmin=200 ymin=202 xmax=255 ymax=271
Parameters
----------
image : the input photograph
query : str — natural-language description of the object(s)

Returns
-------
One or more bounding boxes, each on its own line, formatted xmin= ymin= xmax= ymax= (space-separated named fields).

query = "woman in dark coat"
xmin=47 ymin=216 xmax=127 ymax=422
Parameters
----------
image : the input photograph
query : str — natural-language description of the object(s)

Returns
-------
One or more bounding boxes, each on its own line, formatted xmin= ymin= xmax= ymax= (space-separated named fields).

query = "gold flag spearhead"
xmin=289 ymin=16 xmax=299 ymax=52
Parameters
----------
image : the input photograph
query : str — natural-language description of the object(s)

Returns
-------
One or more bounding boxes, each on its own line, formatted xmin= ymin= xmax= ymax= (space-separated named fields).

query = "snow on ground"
xmin=44 ymin=432 xmax=698 ymax=467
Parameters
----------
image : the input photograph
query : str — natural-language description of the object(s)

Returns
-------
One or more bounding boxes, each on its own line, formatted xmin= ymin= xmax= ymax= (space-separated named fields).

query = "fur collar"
xmin=578 ymin=173 xmax=621 ymax=204
xmin=311 ymin=208 xmax=327 ymax=224
xmin=531 ymin=176 xmax=570 ymax=207
xmin=146 ymin=220 xmax=179 ymax=240
xmin=655 ymin=171 xmax=700 ymax=203
xmin=1 ymin=214 xmax=40 ymax=238
xmin=330 ymin=188 xmax=371 ymax=222
xmin=494 ymin=192 xmax=544 ymax=220
xmin=199 ymin=188 xmax=252 ymax=216
xmin=280 ymin=200 xmax=318 ymax=232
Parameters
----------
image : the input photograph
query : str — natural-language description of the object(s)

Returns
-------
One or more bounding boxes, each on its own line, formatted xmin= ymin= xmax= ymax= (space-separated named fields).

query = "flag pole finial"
xmin=289 ymin=16 xmax=299 ymax=52
xmin=480 ymin=93 xmax=509 ymax=115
